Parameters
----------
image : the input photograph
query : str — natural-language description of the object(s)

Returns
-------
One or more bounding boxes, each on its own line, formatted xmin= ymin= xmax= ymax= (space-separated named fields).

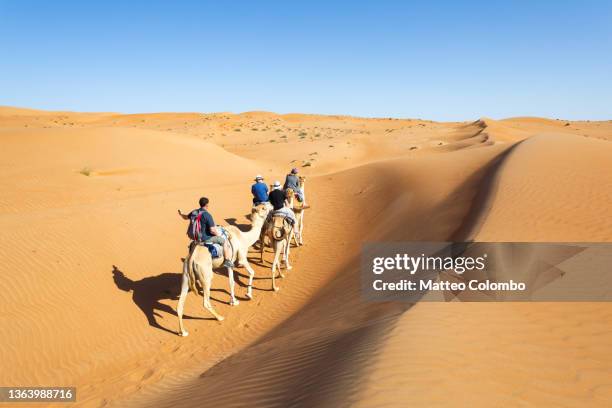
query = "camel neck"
xmin=243 ymin=216 xmax=265 ymax=246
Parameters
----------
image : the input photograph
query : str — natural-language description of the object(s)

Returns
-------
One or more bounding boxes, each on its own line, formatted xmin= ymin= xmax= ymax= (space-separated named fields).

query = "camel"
xmin=177 ymin=203 xmax=270 ymax=337
xmin=259 ymin=213 xmax=294 ymax=292
xmin=286 ymin=175 xmax=307 ymax=246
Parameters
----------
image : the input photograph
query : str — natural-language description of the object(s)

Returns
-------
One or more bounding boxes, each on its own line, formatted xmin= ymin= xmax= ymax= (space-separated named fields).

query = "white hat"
xmin=254 ymin=174 xmax=264 ymax=181
xmin=272 ymin=181 xmax=281 ymax=189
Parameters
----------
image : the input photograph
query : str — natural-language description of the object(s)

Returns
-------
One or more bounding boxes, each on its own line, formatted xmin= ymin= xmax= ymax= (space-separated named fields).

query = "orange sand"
xmin=1 ymin=107 xmax=611 ymax=407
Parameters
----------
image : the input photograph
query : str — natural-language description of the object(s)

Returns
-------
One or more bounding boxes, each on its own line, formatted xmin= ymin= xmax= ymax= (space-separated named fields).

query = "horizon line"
xmin=2 ymin=105 xmax=611 ymax=124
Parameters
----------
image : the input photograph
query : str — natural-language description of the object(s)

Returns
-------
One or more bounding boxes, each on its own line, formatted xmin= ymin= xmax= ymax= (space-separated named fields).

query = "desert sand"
xmin=1 ymin=106 xmax=611 ymax=407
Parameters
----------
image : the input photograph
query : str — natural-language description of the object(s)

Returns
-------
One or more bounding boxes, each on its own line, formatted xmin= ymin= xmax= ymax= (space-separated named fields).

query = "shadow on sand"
xmin=112 ymin=265 xmax=214 ymax=335
xmin=224 ymin=214 xmax=253 ymax=232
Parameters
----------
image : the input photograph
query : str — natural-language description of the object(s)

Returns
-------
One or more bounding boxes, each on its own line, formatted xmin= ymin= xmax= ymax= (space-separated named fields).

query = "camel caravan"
xmin=176 ymin=168 xmax=308 ymax=337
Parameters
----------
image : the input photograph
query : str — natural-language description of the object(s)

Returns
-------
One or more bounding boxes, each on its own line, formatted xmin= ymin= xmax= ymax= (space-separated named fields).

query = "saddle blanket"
xmin=190 ymin=241 xmax=224 ymax=258
xmin=204 ymin=243 xmax=223 ymax=258
xmin=271 ymin=208 xmax=296 ymax=226
xmin=190 ymin=226 xmax=229 ymax=259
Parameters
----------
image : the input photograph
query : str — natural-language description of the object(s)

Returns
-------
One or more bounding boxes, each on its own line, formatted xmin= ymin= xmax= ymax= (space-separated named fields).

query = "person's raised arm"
xmin=177 ymin=209 xmax=190 ymax=220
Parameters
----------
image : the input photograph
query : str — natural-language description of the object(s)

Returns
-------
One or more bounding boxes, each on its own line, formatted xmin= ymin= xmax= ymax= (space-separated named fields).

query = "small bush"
xmin=79 ymin=167 xmax=93 ymax=176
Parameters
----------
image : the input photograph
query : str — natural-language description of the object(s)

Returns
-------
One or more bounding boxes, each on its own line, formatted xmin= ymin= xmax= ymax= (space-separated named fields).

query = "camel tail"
xmin=273 ymin=226 xmax=286 ymax=241
xmin=187 ymin=255 xmax=198 ymax=294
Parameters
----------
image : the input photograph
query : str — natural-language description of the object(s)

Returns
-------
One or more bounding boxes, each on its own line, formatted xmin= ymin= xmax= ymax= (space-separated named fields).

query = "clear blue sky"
xmin=1 ymin=1 xmax=611 ymax=120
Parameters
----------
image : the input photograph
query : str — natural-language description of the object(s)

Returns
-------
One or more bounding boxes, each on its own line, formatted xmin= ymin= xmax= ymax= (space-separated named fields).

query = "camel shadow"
xmin=246 ymin=255 xmax=268 ymax=269
xmin=211 ymin=268 xmax=250 ymax=301
xmin=243 ymin=254 xmax=283 ymax=293
xmin=224 ymin=216 xmax=252 ymax=232
xmin=112 ymin=265 xmax=212 ymax=335
xmin=207 ymin=255 xmax=275 ymax=296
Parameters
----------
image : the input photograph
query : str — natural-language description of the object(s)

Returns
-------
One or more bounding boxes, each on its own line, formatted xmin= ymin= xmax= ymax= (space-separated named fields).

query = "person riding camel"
xmin=251 ymin=174 xmax=269 ymax=205
xmin=269 ymin=181 xmax=296 ymax=225
xmin=178 ymin=197 xmax=233 ymax=268
xmin=283 ymin=168 xmax=304 ymax=203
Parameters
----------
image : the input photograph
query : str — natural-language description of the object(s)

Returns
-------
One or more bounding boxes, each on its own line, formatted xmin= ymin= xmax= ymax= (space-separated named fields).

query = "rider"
xmin=269 ymin=181 xmax=296 ymax=224
xmin=178 ymin=197 xmax=233 ymax=268
xmin=251 ymin=174 xmax=269 ymax=205
xmin=283 ymin=168 xmax=304 ymax=203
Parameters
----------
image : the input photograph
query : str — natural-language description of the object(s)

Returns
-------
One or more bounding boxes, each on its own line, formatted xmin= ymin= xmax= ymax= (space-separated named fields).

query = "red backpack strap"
xmin=194 ymin=212 xmax=203 ymax=240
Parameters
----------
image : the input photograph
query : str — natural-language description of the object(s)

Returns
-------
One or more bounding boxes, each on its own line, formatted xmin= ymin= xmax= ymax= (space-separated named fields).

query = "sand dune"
xmin=0 ymin=107 xmax=611 ymax=407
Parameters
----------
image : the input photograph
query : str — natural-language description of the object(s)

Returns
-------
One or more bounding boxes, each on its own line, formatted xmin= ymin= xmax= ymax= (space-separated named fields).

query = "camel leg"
xmin=290 ymin=216 xmax=300 ymax=247
xmin=177 ymin=265 xmax=190 ymax=337
xmin=291 ymin=226 xmax=299 ymax=247
xmin=277 ymin=240 xmax=287 ymax=278
xmin=242 ymin=252 xmax=256 ymax=300
xmin=227 ymin=265 xmax=240 ymax=306
xmin=283 ymin=233 xmax=293 ymax=271
xmin=271 ymin=241 xmax=282 ymax=290
xmin=260 ymin=237 xmax=265 ymax=263
xmin=200 ymin=265 xmax=224 ymax=321
xmin=286 ymin=238 xmax=292 ymax=270
xmin=260 ymin=231 xmax=269 ymax=263
xmin=236 ymin=247 xmax=255 ymax=299
xmin=298 ymin=212 xmax=304 ymax=245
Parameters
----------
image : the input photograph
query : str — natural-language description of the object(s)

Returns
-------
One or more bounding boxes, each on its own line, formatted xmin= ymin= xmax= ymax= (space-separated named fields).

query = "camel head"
xmin=251 ymin=203 xmax=270 ymax=221
xmin=285 ymin=188 xmax=295 ymax=200
xmin=298 ymin=176 xmax=306 ymax=187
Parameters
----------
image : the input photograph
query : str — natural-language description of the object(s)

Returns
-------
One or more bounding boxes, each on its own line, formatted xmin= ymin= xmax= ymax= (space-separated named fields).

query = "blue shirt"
xmin=251 ymin=182 xmax=269 ymax=203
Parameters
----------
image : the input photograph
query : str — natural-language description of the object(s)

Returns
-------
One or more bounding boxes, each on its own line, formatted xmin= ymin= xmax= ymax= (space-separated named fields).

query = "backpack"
xmin=187 ymin=210 xmax=206 ymax=241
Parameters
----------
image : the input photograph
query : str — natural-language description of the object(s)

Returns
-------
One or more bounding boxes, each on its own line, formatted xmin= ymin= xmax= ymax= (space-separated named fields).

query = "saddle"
xmin=204 ymin=243 xmax=224 ymax=258
xmin=268 ymin=213 xmax=293 ymax=241
xmin=188 ymin=240 xmax=223 ymax=258
xmin=188 ymin=227 xmax=232 ymax=259
xmin=268 ymin=210 xmax=295 ymax=226
xmin=285 ymin=188 xmax=304 ymax=210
